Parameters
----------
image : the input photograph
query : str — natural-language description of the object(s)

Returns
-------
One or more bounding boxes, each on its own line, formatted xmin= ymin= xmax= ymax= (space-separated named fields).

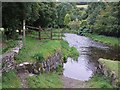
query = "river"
xmin=63 ymin=33 xmax=119 ymax=81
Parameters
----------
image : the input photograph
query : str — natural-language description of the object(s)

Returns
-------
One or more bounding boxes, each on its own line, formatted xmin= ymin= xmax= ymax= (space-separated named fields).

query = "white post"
xmin=23 ymin=19 xmax=26 ymax=47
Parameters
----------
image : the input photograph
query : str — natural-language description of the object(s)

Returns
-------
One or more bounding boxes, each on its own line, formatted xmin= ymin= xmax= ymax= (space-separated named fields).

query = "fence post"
xmin=61 ymin=29 xmax=62 ymax=40
xmin=39 ymin=26 xmax=41 ymax=40
xmin=23 ymin=20 xmax=26 ymax=48
xmin=51 ymin=28 xmax=52 ymax=40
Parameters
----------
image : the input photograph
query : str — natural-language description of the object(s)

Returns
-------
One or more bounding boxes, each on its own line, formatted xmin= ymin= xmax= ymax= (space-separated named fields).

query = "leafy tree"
xmin=33 ymin=2 xmax=57 ymax=28
xmin=56 ymin=3 xmax=73 ymax=27
xmin=85 ymin=2 xmax=119 ymax=37
xmin=2 ymin=2 xmax=40 ymax=39
xmin=93 ymin=2 xmax=119 ymax=37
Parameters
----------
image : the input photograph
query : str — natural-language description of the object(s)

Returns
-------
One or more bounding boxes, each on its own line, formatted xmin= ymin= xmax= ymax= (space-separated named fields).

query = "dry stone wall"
xmin=1 ymin=39 xmax=62 ymax=74
xmin=16 ymin=52 xmax=62 ymax=74
xmin=1 ymin=40 xmax=23 ymax=72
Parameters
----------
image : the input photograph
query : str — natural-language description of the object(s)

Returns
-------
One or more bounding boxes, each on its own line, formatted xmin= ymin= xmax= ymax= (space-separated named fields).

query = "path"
xmin=17 ymin=70 xmax=29 ymax=88
xmin=61 ymin=75 xmax=88 ymax=88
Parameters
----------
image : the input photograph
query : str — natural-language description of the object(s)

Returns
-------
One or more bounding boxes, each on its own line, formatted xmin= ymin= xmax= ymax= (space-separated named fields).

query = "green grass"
xmin=16 ymin=31 xmax=79 ymax=63
xmin=27 ymin=72 xmax=63 ymax=88
xmin=2 ymin=70 xmax=21 ymax=88
xmin=15 ymin=36 xmax=61 ymax=63
xmin=84 ymin=33 xmax=120 ymax=46
xmin=87 ymin=74 xmax=112 ymax=88
xmin=2 ymin=39 xmax=17 ymax=54
xmin=98 ymin=58 xmax=120 ymax=77
xmin=61 ymin=40 xmax=79 ymax=61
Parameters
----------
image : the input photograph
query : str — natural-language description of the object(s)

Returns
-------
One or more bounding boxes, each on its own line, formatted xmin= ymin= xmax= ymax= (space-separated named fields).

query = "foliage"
xmin=27 ymin=72 xmax=63 ymax=88
xmin=93 ymin=3 xmax=120 ymax=37
xmin=33 ymin=2 xmax=57 ymax=28
xmin=87 ymin=74 xmax=112 ymax=88
xmin=61 ymin=40 xmax=79 ymax=61
xmin=2 ymin=39 xmax=17 ymax=54
xmin=64 ymin=13 xmax=71 ymax=26
xmin=68 ymin=20 xmax=81 ymax=30
xmin=2 ymin=70 xmax=21 ymax=88
xmin=56 ymin=3 xmax=74 ymax=27
xmin=56 ymin=64 xmax=63 ymax=75
xmin=2 ymin=2 xmax=40 ymax=39
xmin=33 ymin=53 xmax=44 ymax=62
xmin=86 ymin=2 xmax=120 ymax=37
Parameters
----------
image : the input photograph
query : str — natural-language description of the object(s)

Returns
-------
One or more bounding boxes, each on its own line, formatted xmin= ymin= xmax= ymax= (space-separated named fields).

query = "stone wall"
xmin=96 ymin=59 xmax=119 ymax=88
xmin=16 ymin=52 xmax=62 ymax=74
xmin=1 ymin=40 xmax=23 ymax=72
xmin=1 ymin=39 xmax=62 ymax=74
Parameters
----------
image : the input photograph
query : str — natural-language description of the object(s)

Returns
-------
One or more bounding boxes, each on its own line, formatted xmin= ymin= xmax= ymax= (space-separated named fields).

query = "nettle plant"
xmin=33 ymin=53 xmax=44 ymax=62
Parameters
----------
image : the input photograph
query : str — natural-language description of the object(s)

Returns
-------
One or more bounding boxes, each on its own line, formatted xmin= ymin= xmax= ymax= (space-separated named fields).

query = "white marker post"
xmin=23 ymin=20 xmax=26 ymax=48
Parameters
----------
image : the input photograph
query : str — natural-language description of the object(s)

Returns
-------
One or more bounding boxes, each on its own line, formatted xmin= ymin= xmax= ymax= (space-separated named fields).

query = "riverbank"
xmin=83 ymin=33 xmax=120 ymax=88
xmin=84 ymin=33 xmax=120 ymax=46
xmin=86 ymin=74 xmax=112 ymax=88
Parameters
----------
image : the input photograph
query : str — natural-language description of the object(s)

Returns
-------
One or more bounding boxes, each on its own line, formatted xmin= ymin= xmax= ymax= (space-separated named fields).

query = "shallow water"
xmin=63 ymin=33 xmax=119 ymax=81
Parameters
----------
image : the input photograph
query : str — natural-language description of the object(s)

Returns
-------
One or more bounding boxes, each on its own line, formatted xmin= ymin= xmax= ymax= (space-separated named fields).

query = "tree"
xmin=93 ymin=2 xmax=119 ymax=37
xmin=56 ymin=3 xmax=73 ymax=27
xmin=33 ymin=2 xmax=57 ymax=28
xmin=2 ymin=2 xmax=40 ymax=40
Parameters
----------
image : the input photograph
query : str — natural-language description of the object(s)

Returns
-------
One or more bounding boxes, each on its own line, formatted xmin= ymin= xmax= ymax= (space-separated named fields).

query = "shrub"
xmin=33 ymin=53 xmax=44 ymax=62
xmin=68 ymin=20 xmax=81 ymax=30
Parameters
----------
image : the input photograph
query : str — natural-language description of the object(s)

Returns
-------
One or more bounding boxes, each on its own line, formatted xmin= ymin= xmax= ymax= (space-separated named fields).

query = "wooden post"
xmin=39 ymin=26 xmax=41 ymax=40
xmin=58 ymin=31 xmax=60 ymax=40
xmin=23 ymin=20 xmax=26 ymax=47
xmin=61 ymin=29 xmax=62 ymax=40
xmin=51 ymin=28 xmax=52 ymax=40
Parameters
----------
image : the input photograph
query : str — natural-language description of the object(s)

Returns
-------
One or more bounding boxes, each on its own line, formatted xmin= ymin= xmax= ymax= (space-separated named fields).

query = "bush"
xmin=68 ymin=20 xmax=81 ymax=30
xmin=33 ymin=53 xmax=44 ymax=62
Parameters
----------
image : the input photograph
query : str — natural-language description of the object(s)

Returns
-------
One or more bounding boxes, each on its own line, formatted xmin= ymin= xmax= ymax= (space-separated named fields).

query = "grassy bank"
xmin=61 ymin=40 xmax=79 ymax=61
xmin=27 ymin=72 xmax=63 ymax=88
xmin=98 ymin=58 xmax=120 ymax=77
xmin=87 ymin=58 xmax=120 ymax=88
xmin=16 ymin=33 xmax=79 ymax=63
xmin=16 ymin=36 xmax=61 ymax=63
xmin=2 ymin=70 xmax=21 ymax=88
xmin=3 ymin=29 xmax=79 ymax=88
xmin=2 ymin=40 xmax=17 ymax=54
xmin=87 ymin=74 xmax=112 ymax=88
xmin=84 ymin=33 xmax=120 ymax=46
